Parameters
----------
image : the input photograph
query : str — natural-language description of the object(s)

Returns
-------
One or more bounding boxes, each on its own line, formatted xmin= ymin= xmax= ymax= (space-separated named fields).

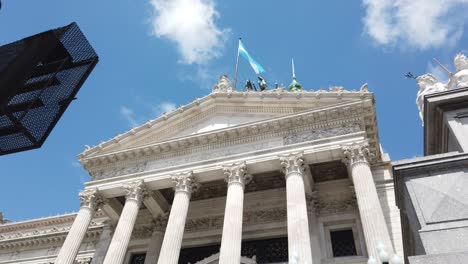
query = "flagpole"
xmin=233 ymin=37 xmax=241 ymax=90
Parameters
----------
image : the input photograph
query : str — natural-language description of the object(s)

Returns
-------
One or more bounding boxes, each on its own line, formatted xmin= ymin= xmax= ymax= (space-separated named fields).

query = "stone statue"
xmin=360 ymin=83 xmax=368 ymax=92
xmin=245 ymin=79 xmax=256 ymax=91
xmin=212 ymin=75 xmax=232 ymax=92
xmin=416 ymin=74 xmax=447 ymax=122
xmin=448 ymin=53 xmax=468 ymax=89
xmin=257 ymin=76 xmax=267 ymax=91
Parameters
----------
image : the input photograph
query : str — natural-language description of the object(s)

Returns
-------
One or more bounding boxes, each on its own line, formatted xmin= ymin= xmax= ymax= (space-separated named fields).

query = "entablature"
xmin=81 ymin=99 xmax=381 ymax=185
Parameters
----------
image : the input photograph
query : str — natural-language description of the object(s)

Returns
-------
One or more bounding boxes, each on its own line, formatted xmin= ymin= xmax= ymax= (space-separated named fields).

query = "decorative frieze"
xmin=306 ymin=194 xmax=357 ymax=216
xmin=279 ymin=152 xmax=305 ymax=176
xmin=0 ymin=226 xmax=102 ymax=250
xmin=283 ymin=123 xmax=360 ymax=145
xmin=184 ymin=208 xmax=287 ymax=232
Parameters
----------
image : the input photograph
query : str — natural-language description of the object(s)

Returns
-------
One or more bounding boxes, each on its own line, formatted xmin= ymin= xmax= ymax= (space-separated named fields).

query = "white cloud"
xmin=120 ymin=106 xmax=138 ymax=127
xmin=362 ymin=0 xmax=468 ymax=49
xmin=153 ymin=101 xmax=176 ymax=116
xmin=149 ymin=0 xmax=230 ymax=64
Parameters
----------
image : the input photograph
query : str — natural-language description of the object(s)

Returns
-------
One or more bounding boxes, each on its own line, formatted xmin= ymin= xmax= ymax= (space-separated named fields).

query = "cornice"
xmin=81 ymin=99 xmax=377 ymax=176
xmin=0 ymin=225 xmax=103 ymax=250
xmin=79 ymin=89 xmax=373 ymax=159
xmin=0 ymin=211 xmax=106 ymax=233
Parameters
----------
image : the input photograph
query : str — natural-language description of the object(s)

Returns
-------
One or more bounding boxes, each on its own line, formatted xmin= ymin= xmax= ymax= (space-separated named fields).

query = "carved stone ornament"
xmin=283 ymin=124 xmax=360 ymax=145
xmin=154 ymin=213 xmax=169 ymax=232
xmin=279 ymin=152 xmax=305 ymax=176
xmin=342 ymin=142 xmax=374 ymax=166
xmin=123 ymin=180 xmax=147 ymax=202
xmin=416 ymin=74 xmax=448 ymax=122
xmin=307 ymin=191 xmax=357 ymax=216
xmin=223 ymin=162 xmax=252 ymax=187
xmin=79 ymin=189 xmax=103 ymax=209
xmin=184 ymin=207 xmax=287 ymax=232
xmin=171 ymin=171 xmax=199 ymax=194
xmin=76 ymin=257 xmax=92 ymax=264
xmin=212 ymin=74 xmax=233 ymax=93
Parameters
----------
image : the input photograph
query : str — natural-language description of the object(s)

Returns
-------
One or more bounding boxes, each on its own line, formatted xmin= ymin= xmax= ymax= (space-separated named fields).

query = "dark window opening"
xmin=130 ymin=253 xmax=146 ymax=264
xmin=330 ymin=229 xmax=357 ymax=257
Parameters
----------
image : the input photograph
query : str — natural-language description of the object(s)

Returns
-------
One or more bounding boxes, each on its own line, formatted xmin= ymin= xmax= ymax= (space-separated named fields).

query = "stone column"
xmin=280 ymin=152 xmax=313 ymax=264
xmin=144 ymin=215 xmax=168 ymax=264
xmin=157 ymin=172 xmax=197 ymax=264
xmin=342 ymin=143 xmax=395 ymax=263
xmin=306 ymin=191 xmax=322 ymax=264
xmin=103 ymin=181 xmax=147 ymax=264
xmin=55 ymin=189 xmax=102 ymax=264
xmin=219 ymin=162 xmax=252 ymax=264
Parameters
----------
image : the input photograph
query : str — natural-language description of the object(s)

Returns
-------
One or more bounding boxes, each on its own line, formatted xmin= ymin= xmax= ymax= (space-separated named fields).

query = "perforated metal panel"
xmin=0 ymin=22 xmax=98 ymax=155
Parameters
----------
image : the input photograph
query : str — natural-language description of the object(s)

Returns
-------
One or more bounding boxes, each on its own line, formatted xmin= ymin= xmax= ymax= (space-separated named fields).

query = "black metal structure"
xmin=0 ymin=22 xmax=98 ymax=155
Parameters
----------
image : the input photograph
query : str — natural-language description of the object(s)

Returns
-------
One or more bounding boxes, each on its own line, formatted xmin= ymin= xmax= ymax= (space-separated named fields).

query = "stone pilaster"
xmin=157 ymin=172 xmax=197 ymax=264
xmin=55 ymin=189 xmax=102 ymax=264
xmin=103 ymin=181 xmax=147 ymax=264
xmin=342 ymin=142 xmax=394 ymax=263
xmin=144 ymin=215 xmax=168 ymax=264
xmin=280 ymin=152 xmax=313 ymax=264
xmin=219 ymin=162 xmax=252 ymax=264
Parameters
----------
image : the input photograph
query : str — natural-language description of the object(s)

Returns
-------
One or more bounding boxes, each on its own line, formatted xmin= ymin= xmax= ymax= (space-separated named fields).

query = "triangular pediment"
xmin=81 ymin=90 xmax=371 ymax=158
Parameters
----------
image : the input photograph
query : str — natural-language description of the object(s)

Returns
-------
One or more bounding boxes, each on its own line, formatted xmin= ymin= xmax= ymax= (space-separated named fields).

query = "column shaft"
xmin=351 ymin=161 xmax=394 ymax=262
xmin=219 ymin=183 xmax=245 ymax=263
xmin=55 ymin=207 xmax=95 ymax=264
xmin=286 ymin=173 xmax=313 ymax=263
xmin=103 ymin=181 xmax=146 ymax=264
xmin=157 ymin=191 xmax=190 ymax=264
xmin=103 ymin=199 xmax=140 ymax=264
xmin=281 ymin=153 xmax=313 ymax=264
xmin=55 ymin=189 xmax=101 ymax=264
xmin=219 ymin=162 xmax=249 ymax=264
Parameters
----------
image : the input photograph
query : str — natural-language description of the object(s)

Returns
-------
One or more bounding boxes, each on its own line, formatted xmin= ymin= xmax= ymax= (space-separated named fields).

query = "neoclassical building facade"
xmin=0 ymin=77 xmax=404 ymax=264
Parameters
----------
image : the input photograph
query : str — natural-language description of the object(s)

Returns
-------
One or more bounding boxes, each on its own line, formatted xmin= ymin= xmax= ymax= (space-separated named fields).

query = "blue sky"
xmin=1 ymin=0 xmax=467 ymax=221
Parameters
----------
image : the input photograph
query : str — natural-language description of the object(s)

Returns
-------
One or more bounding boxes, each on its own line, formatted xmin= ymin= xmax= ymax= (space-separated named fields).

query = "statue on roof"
xmin=448 ymin=53 xmax=468 ymax=89
xmin=416 ymin=74 xmax=447 ymax=122
xmin=212 ymin=75 xmax=233 ymax=92
xmin=258 ymin=76 xmax=267 ymax=91
xmin=245 ymin=79 xmax=256 ymax=91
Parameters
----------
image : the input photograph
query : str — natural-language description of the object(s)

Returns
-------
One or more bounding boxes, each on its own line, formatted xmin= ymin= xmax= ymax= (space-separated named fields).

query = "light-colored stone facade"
xmin=0 ymin=81 xmax=404 ymax=264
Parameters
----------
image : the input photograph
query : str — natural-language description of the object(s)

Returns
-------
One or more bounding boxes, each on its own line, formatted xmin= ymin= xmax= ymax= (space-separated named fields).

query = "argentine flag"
xmin=238 ymin=40 xmax=265 ymax=75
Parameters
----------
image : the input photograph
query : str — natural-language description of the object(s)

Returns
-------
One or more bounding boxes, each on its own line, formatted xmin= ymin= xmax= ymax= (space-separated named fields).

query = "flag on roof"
xmin=238 ymin=40 xmax=265 ymax=75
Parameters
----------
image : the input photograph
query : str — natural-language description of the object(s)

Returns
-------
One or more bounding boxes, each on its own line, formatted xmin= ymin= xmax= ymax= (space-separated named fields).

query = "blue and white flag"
xmin=238 ymin=40 xmax=265 ymax=75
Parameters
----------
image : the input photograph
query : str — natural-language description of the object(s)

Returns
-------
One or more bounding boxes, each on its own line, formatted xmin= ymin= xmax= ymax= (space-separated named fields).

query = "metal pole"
xmin=233 ymin=38 xmax=241 ymax=90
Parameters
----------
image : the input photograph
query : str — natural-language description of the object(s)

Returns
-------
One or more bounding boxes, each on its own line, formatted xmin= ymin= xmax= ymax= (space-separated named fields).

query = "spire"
xmin=288 ymin=58 xmax=303 ymax=91
xmin=292 ymin=58 xmax=296 ymax=79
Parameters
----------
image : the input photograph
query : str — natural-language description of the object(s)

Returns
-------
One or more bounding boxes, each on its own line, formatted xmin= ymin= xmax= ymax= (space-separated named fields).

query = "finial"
xmin=288 ymin=58 xmax=303 ymax=91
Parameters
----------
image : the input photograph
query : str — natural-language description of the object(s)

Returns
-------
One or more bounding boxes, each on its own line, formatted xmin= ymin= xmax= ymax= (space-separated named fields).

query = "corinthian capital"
xmin=342 ymin=142 xmax=374 ymax=166
xmin=171 ymin=171 xmax=199 ymax=194
xmin=279 ymin=152 xmax=305 ymax=176
xmin=79 ymin=189 xmax=103 ymax=209
xmin=223 ymin=162 xmax=252 ymax=187
xmin=123 ymin=180 xmax=147 ymax=202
